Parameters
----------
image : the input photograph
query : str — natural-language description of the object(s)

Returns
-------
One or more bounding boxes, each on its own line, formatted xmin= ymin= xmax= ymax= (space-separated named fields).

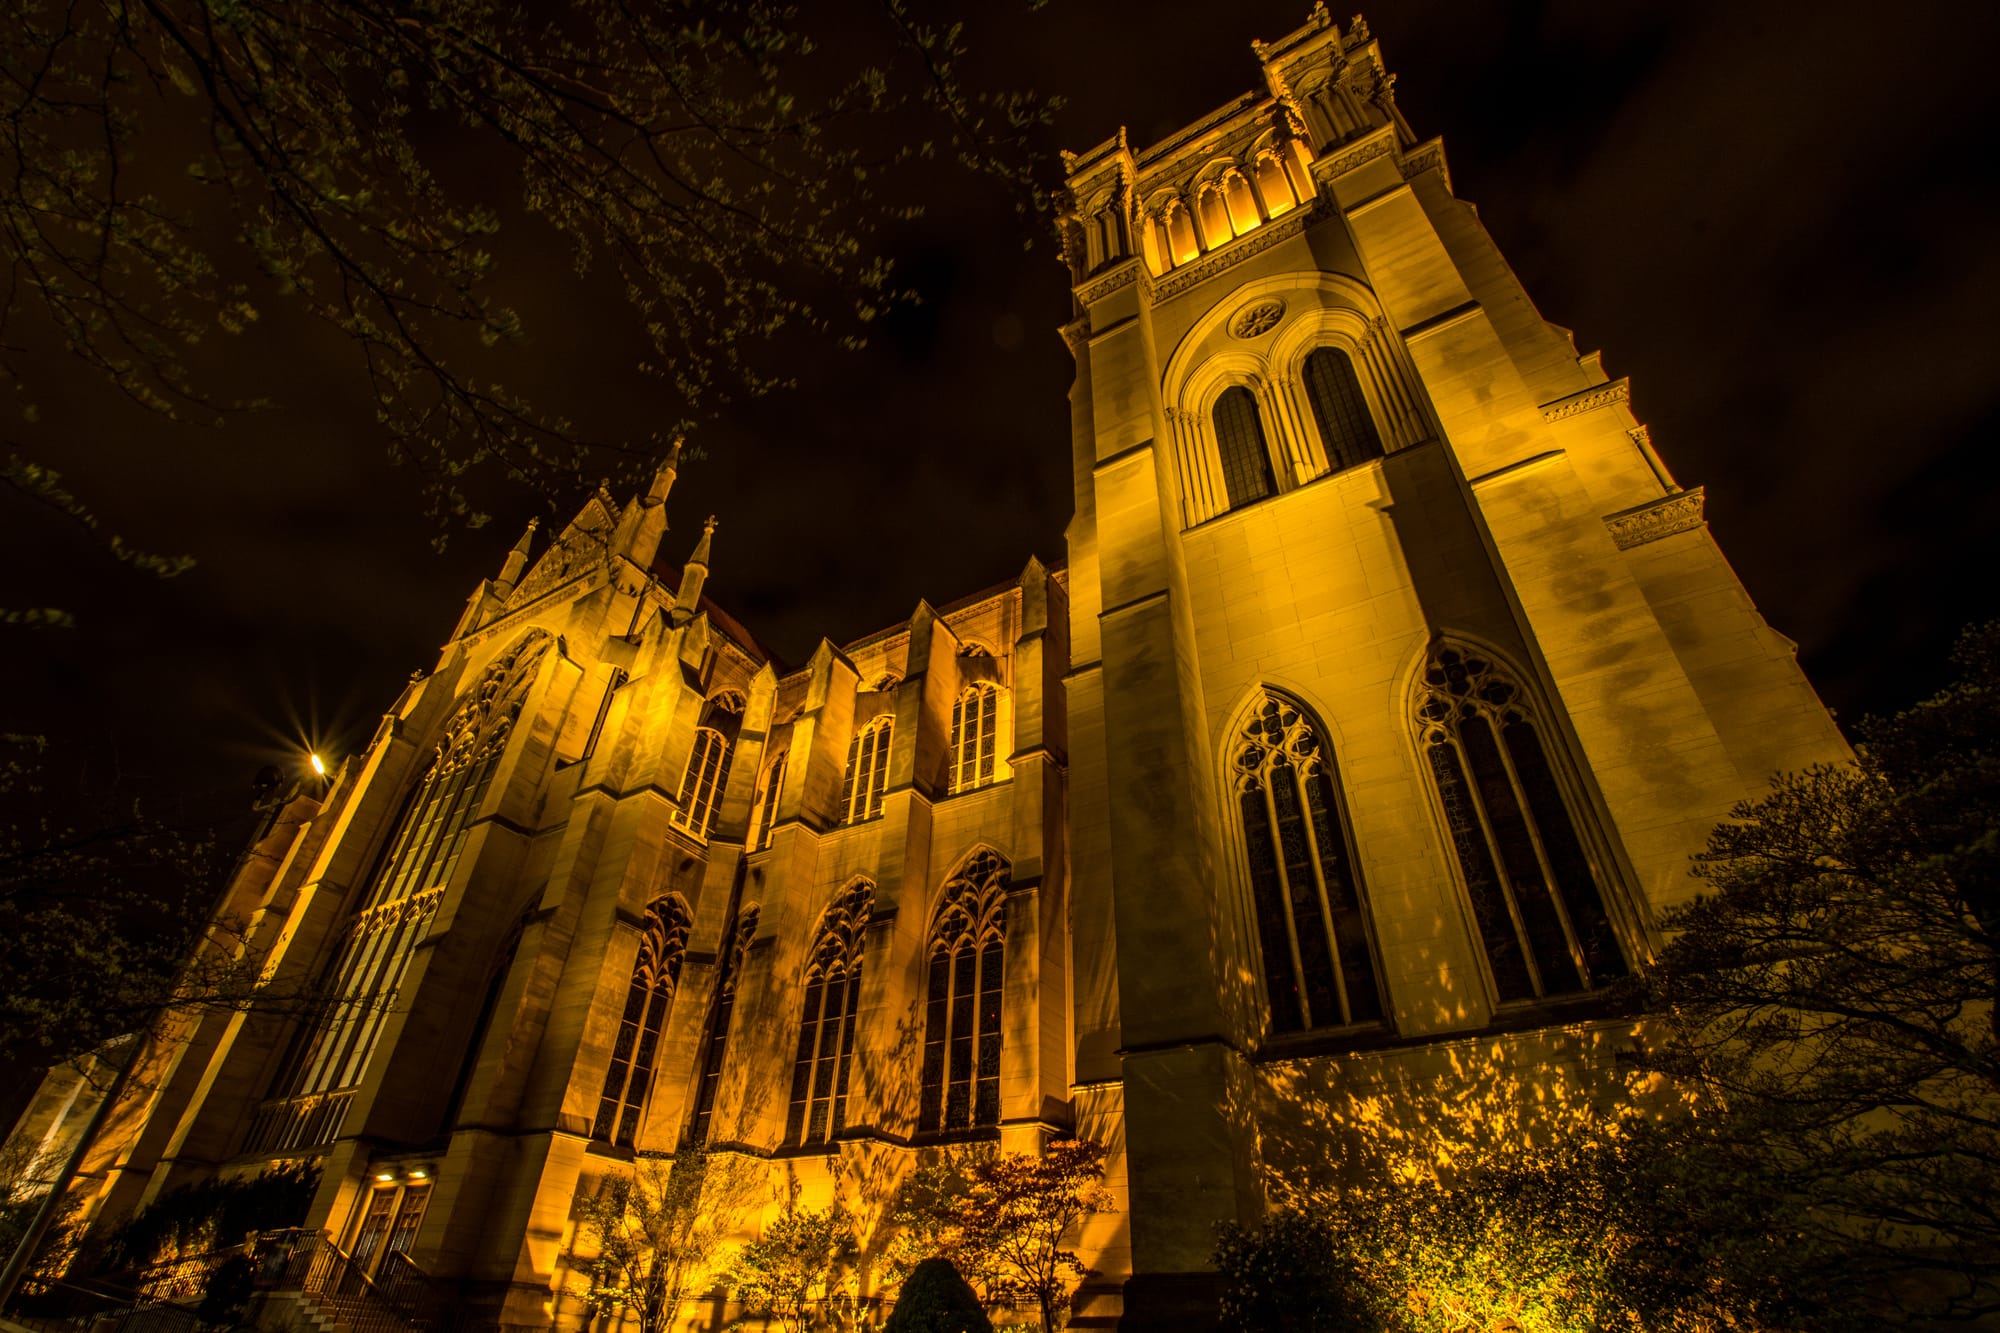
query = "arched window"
xmin=1141 ymin=211 xmax=1168 ymax=275
xmin=1302 ymin=348 xmax=1384 ymax=473
xmin=1232 ymin=693 xmax=1384 ymax=1034
xmin=1165 ymin=198 xmax=1199 ymax=266
xmin=842 ymin=717 xmax=893 ymax=823
xmin=593 ymin=896 xmax=691 ymax=1146
xmin=786 ymin=881 xmax=873 ymax=1146
xmin=1254 ymin=152 xmax=1296 ymax=216
xmin=1213 ymin=386 xmax=1276 ymax=511
xmin=751 ymin=753 xmax=787 ymax=851
xmin=949 ymin=685 xmax=1000 ymax=794
xmin=1222 ymin=169 xmax=1261 ymax=234
xmin=251 ymin=634 xmax=548 ymax=1154
xmin=686 ymin=905 xmax=759 ymax=1145
xmin=1197 ymin=183 xmax=1232 ymax=249
xmin=1415 ymin=643 xmax=1629 ymax=1002
xmin=919 ymin=850 xmax=1009 ymax=1134
xmin=673 ymin=727 xmax=733 ymax=837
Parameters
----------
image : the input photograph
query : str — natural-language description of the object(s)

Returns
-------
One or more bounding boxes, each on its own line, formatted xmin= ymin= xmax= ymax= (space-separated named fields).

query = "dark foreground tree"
xmin=883 ymin=1257 xmax=991 ymax=1333
xmin=1 ymin=0 xmax=1054 ymax=563
xmin=1643 ymin=620 xmax=2000 ymax=1322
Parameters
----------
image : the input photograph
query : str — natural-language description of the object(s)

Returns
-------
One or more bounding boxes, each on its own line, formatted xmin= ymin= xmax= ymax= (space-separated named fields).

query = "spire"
xmin=495 ymin=517 xmax=539 ymax=593
xmin=614 ymin=439 xmax=682 ymax=571
xmin=675 ymin=515 xmax=717 ymax=611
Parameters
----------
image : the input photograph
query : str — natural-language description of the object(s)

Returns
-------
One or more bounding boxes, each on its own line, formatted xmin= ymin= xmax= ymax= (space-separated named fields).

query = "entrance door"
xmin=348 ymin=1188 xmax=396 ymax=1281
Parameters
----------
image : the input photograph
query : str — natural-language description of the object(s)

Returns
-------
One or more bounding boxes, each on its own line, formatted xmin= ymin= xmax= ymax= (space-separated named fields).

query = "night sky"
xmin=5 ymin=0 xmax=1998 ymax=837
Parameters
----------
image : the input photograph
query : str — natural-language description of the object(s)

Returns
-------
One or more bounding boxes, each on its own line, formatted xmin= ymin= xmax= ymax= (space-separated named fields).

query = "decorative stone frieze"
xmin=1604 ymin=487 xmax=1706 ymax=549
xmin=1540 ymin=378 xmax=1632 ymax=422
xmin=1153 ymin=197 xmax=1325 ymax=302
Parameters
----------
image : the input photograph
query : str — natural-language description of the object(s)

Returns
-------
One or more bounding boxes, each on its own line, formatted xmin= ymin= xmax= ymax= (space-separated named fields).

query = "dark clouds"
xmin=4 ymin=0 xmax=1996 ymax=824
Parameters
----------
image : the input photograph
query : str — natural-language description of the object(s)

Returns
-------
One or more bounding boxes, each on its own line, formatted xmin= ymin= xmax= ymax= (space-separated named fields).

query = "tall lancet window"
xmin=673 ymin=693 xmax=743 ymax=839
xmin=842 ymin=717 xmax=893 ymax=823
xmin=1213 ymin=385 xmax=1275 ymax=511
xmin=751 ymin=754 xmax=787 ymax=851
xmin=949 ymin=684 xmax=1000 ymax=793
xmin=1415 ymin=643 xmax=1629 ymax=1001
xmin=918 ymin=850 xmax=1009 ymax=1134
xmin=250 ymin=633 xmax=549 ymax=1155
xmin=686 ymin=905 xmax=759 ymax=1145
xmin=593 ymin=896 xmax=691 ymax=1146
xmin=1302 ymin=347 xmax=1385 ymax=473
xmin=1232 ymin=693 xmax=1384 ymax=1035
xmin=786 ymin=880 xmax=873 ymax=1146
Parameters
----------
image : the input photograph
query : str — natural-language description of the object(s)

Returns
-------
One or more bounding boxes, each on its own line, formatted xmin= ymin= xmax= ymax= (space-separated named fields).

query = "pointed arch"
xmin=918 ymin=849 xmax=1010 ymax=1133
xmin=1412 ymin=639 xmax=1629 ymax=1002
xmin=1227 ymin=690 xmax=1385 ymax=1034
xmin=750 ymin=751 xmax=787 ymax=851
xmin=593 ymin=895 xmax=692 ymax=1146
xmin=842 ymin=716 xmax=893 ymax=822
xmin=786 ymin=880 xmax=874 ymax=1145
xmin=949 ymin=683 xmax=1002 ymax=793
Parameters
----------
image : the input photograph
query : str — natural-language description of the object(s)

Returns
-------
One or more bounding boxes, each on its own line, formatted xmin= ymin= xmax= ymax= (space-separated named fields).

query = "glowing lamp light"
xmin=309 ymin=753 xmax=327 ymax=777
xmin=408 ymin=1168 xmax=428 ymax=1180
xmin=375 ymin=1171 xmax=396 ymax=1183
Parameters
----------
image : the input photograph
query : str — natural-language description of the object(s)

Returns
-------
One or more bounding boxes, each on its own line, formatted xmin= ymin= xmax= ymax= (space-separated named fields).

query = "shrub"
xmin=1215 ymin=1212 xmax=1378 ymax=1333
xmin=884 ymin=1257 xmax=992 ymax=1333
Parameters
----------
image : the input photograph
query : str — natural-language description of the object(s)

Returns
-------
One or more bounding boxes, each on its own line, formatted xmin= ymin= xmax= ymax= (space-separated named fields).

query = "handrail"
xmin=253 ymin=1228 xmax=489 ymax=1333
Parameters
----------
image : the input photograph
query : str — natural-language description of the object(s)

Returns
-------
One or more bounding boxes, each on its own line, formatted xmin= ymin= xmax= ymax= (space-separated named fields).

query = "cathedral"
xmin=14 ymin=7 xmax=1851 ymax=1330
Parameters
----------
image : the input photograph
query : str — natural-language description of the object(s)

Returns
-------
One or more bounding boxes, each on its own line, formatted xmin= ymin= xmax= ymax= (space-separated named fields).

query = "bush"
xmin=884 ymin=1257 xmax=992 ymax=1333
xmin=196 ymin=1252 xmax=256 ymax=1324
xmin=1215 ymin=1212 xmax=1378 ymax=1333
xmin=108 ymin=1161 xmax=319 ymax=1268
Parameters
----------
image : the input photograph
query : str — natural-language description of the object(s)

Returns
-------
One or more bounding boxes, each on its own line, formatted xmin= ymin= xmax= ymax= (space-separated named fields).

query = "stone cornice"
xmin=1541 ymin=378 xmax=1631 ymax=422
xmin=1310 ymin=125 xmax=1397 ymax=185
xmin=1398 ymin=137 xmax=1450 ymax=191
xmin=1075 ymin=259 xmax=1142 ymax=308
xmin=1151 ymin=195 xmax=1327 ymax=302
xmin=1604 ymin=487 xmax=1706 ymax=550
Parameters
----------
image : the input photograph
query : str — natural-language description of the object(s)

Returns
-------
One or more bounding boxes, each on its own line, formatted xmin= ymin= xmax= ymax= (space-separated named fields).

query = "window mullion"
xmin=1261 ymin=774 xmax=1313 ymax=1029
xmin=1492 ymin=719 xmax=1591 ymax=985
xmin=1292 ymin=763 xmax=1352 ymax=1026
xmin=1451 ymin=719 xmax=1545 ymax=998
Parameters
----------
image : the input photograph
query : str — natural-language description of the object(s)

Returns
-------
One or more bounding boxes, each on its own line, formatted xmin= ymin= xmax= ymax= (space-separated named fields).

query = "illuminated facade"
xmin=24 ymin=8 xmax=1850 ymax=1330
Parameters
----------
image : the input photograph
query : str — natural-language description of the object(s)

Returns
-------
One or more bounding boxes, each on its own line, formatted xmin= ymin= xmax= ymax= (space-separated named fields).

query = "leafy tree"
xmin=958 ymin=1139 xmax=1112 ymax=1332
xmin=1641 ymin=621 xmax=2000 ymax=1323
xmin=0 ymin=0 xmax=1054 ymax=558
xmin=570 ymin=1145 xmax=754 ymax=1333
xmin=882 ymin=1256 xmax=991 ymax=1333
xmin=879 ymin=1147 xmax=995 ymax=1304
xmin=728 ymin=1196 xmax=860 ymax=1333
xmin=105 ymin=1161 xmax=319 ymax=1270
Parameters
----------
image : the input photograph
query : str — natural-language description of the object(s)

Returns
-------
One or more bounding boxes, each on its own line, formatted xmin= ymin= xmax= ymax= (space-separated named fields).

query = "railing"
xmin=4 ymin=1275 xmax=202 ymax=1333
xmin=255 ymin=1229 xmax=488 ymax=1333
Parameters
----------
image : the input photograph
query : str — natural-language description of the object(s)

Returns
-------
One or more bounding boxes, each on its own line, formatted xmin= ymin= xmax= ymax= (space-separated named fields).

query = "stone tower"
xmin=5 ymin=10 xmax=1853 ymax=1333
xmin=1054 ymin=6 xmax=1845 ymax=1325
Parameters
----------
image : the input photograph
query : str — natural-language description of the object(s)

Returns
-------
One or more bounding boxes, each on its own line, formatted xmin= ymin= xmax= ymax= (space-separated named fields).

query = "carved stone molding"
xmin=1540 ymin=378 xmax=1631 ymax=422
xmin=1153 ymin=197 xmax=1325 ymax=302
xmin=1059 ymin=315 xmax=1092 ymax=351
xmin=1604 ymin=487 xmax=1705 ymax=550
xmin=1075 ymin=259 xmax=1143 ymax=307
xmin=1311 ymin=127 xmax=1396 ymax=183
xmin=1397 ymin=138 xmax=1449 ymax=189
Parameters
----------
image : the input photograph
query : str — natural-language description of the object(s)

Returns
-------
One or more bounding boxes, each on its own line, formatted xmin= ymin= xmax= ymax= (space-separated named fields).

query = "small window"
xmin=1415 ymin=644 xmax=1629 ymax=1001
xmin=841 ymin=718 xmax=893 ymax=823
xmin=1302 ymin=348 xmax=1384 ymax=473
xmin=1213 ymin=386 xmax=1276 ymax=510
xmin=949 ymin=686 xmax=1000 ymax=794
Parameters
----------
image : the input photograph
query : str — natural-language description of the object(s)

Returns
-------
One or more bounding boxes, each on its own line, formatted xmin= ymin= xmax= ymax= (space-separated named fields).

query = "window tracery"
xmin=1415 ymin=643 xmax=1628 ymax=1001
xmin=842 ymin=717 xmax=893 ymax=823
xmin=253 ymin=634 xmax=548 ymax=1152
xmin=785 ymin=881 xmax=873 ymax=1146
xmin=918 ymin=850 xmax=1009 ymax=1133
xmin=593 ymin=896 xmax=691 ymax=1146
xmin=949 ymin=684 xmax=1000 ymax=794
xmin=672 ymin=727 xmax=733 ymax=838
xmin=1232 ymin=692 xmax=1384 ymax=1034
xmin=751 ymin=753 xmax=787 ymax=851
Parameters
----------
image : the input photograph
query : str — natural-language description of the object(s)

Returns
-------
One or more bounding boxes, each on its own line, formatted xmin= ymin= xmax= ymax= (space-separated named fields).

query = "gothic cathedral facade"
xmin=23 ymin=9 xmax=1850 ymax=1330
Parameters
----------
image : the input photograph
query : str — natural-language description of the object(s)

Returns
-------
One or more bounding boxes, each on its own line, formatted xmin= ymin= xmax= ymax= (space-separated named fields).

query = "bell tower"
xmin=1057 ymin=7 xmax=1847 ymax=1327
